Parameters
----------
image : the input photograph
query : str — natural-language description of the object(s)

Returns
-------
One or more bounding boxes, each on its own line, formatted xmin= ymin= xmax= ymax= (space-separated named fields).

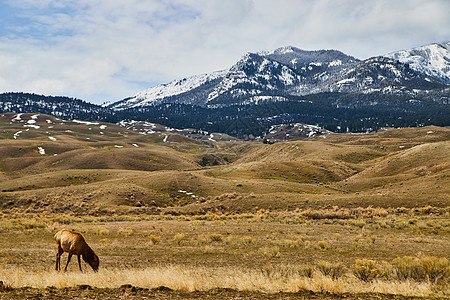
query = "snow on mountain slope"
xmin=109 ymin=47 xmax=359 ymax=109
xmin=385 ymin=41 xmax=450 ymax=84
xmin=263 ymin=46 xmax=359 ymax=73
xmin=108 ymin=43 xmax=450 ymax=110
xmin=111 ymin=50 xmax=310 ymax=109
xmin=112 ymin=70 xmax=228 ymax=109
xmin=323 ymin=56 xmax=443 ymax=94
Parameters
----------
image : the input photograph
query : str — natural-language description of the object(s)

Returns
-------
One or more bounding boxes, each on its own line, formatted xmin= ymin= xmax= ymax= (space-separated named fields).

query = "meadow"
xmin=0 ymin=207 xmax=449 ymax=298
xmin=0 ymin=113 xmax=449 ymax=298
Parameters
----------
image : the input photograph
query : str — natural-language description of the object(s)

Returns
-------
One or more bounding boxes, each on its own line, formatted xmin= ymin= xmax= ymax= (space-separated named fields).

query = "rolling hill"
xmin=0 ymin=112 xmax=448 ymax=215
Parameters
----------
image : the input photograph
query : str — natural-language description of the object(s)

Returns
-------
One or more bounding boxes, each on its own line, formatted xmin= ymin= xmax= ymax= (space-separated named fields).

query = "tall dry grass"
xmin=0 ymin=265 xmax=439 ymax=297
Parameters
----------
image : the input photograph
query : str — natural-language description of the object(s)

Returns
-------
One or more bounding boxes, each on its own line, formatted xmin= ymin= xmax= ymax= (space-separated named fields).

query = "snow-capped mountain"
xmin=2 ymin=42 xmax=449 ymax=138
xmin=384 ymin=41 xmax=450 ymax=84
xmin=109 ymin=42 xmax=449 ymax=111
xmin=109 ymin=47 xmax=364 ymax=109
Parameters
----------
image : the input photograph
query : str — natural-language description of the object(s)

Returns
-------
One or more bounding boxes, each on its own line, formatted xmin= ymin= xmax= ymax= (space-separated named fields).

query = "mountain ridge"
xmin=108 ymin=42 xmax=449 ymax=111
xmin=384 ymin=41 xmax=450 ymax=84
xmin=1 ymin=42 xmax=449 ymax=138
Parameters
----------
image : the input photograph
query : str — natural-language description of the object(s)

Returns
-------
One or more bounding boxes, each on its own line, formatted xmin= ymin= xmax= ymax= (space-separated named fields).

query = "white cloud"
xmin=0 ymin=0 xmax=448 ymax=104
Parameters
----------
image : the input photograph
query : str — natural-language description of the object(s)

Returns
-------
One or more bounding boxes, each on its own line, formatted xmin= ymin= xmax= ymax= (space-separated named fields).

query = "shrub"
xmin=408 ymin=218 xmax=418 ymax=225
xmin=203 ymin=245 xmax=214 ymax=253
xmin=258 ymin=246 xmax=280 ymax=258
xmin=275 ymin=239 xmax=300 ymax=248
xmin=316 ymin=260 xmax=346 ymax=280
xmin=351 ymin=259 xmax=392 ymax=281
xmin=240 ymin=236 xmax=254 ymax=244
xmin=148 ymin=234 xmax=161 ymax=245
xmin=299 ymin=264 xmax=314 ymax=278
xmin=420 ymin=256 xmax=450 ymax=283
xmin=94 ymin=226 xmax=110 ymax=235
xmin=392 ymin=255 xmax=450 ymax=283
xmin=392 ymin=256 xmax=423 ymax=281
xmin=45 ymin=222 xmax=60 ymax=233
xmin=365 ymin=236 xmax=375 ymax=245
xmin=304 ymin=240 xmax=311 ymax=248
xmin=0 ymin=281 xmax=13 ymax=292
xmin=209 ymin=233 xmax=223 ymax=243
xmin=317 ymin=240 xmax=329 ymax=250
xmin=118 ymin=227 xmax=133 ymax=236
xmin=173 ymin=233 xmax=186 ymax=245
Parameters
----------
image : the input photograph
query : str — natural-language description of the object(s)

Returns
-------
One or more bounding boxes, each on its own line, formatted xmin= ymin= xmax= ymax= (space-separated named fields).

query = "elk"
xmin=55 ymin=229 xmax=99 ymax=272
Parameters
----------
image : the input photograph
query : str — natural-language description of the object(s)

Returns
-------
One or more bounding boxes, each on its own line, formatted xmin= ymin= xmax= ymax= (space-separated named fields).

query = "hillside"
xmin=0 ymin=92 xmax=117 ymax=122
xmin=0 ymin=112 xmax=448 ymax=215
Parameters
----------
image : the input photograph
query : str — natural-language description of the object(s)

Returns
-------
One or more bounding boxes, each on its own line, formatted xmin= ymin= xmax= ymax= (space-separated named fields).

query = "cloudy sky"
xmin=0 ymin=0 xmax=449 ymax=104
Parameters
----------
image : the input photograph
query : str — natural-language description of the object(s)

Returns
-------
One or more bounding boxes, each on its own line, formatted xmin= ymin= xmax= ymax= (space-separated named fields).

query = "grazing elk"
xmin=55 ymin=229 xmax=99 ymax=272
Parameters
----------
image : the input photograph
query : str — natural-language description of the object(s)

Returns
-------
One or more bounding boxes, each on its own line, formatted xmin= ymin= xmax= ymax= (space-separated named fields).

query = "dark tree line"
xmin=0 ymin=92 xmax=118 ymax=122
xmin=117 ymin=92 xmax=450 ymax=137
xmin=1 ymin=91 xmax=449 ymax=139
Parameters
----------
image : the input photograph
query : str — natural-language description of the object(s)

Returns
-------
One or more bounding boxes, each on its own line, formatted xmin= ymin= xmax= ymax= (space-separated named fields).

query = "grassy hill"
xmin=0 ymin=112 xmax=449 ymax=215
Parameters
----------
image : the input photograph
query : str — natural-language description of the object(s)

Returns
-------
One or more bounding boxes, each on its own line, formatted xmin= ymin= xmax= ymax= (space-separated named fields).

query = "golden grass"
xmin=0 ymin=209 xmax=448 ymax=298
xmin=0 ymin=266 xmax=439 ymax=297
xmin=1 ymin=118 xmax=449 ymax=299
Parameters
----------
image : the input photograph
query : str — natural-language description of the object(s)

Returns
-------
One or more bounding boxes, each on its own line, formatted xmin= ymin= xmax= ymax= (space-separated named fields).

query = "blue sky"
xmin=0 ymin=0 xmax=449 ymax=104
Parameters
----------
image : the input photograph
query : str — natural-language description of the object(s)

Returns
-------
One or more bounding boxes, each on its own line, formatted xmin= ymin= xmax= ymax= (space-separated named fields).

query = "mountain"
xmin=109 ymin=44 xmax=448 ymax=110
xmin=384 ymin=41 xmax=450 ymax=84
xmin=109 ymin=47 xmax=360 ymax=109
xmin=106 ymin=42 xmax=450 ymax=137
xmin=1 ymin=43 xmax=450 ymax=139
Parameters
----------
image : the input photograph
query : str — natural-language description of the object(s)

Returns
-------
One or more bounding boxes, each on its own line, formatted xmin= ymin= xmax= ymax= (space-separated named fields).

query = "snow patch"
xmin=38 ymin=147 xmax=45 ymax=155
xmin=329 ymin=60 xmax=342 ymax=67
xmin=278 ymin=46 xmax=295 ymax=54
xmin=337 ymin=78 xmax=356 ymax=85
xmin=178 ymin=190 xmax=198 ymax=198
xmin=12 ymin=113 xmax=23 ymax=122
xmin=24 ymin=124 xmax=40 ymax=129
xmin=72 ymin=120 xmax=99 ymax=125
xmin=13 ymin=131 xmax=22 ymax=139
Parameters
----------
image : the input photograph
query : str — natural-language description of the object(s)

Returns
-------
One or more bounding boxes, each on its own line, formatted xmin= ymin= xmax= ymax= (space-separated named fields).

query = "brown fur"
xmin=54 ymin=229 xmax=99 ymax=272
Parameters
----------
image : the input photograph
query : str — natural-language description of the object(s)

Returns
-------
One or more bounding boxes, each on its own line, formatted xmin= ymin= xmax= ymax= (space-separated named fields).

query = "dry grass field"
xmin=0 ymin=113 xmax=449 ymax=299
